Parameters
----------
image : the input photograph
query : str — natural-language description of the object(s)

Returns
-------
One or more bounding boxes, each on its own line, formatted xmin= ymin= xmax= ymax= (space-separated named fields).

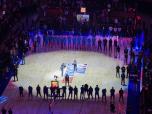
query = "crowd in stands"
xmin=140 ymin=49 xmax=152 ymax=114
xmin=0 ymin=0 xmax=149 ymax=114
xmin=36 ymin=0 xmax=140 ymax=36
xmin=0 ymin=0 xmax=39 ymax=40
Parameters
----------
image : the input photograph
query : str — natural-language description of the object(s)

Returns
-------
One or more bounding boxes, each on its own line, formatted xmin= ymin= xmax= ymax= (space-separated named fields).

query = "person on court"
xmin=124 ymin=47 xmax=128 ymax=64
xmin=109 ymin=38 xmax=112 ymax=55
xmin=74 ymin=86 xmax=78 ymax=100
xmin=102 ymin=88 xmax=107 ymax=102
xmin=62 ymin=86 xmax=67 ymax=99
xmin=60 ymin=63 xmax=65 ymax=76
xmin=43 ymin=85 xmax=48 ymax=99
xmin=110 ymin=87 xmax=115 ymax=102
xmin=68 ymin=85 xmax=73 ymax=100
xmin=119 ymin=88 xmax=124 ymax=103
xmin=84 ymin=83 xmax=88 ymax=98
xmin=126 ymin=65 xmax=130 ymax=78
xmin=98 ymin=39 xmax=102 ymax=51
xmin=95 ymin=85 xmax=100 ymax=100
xmin=56 ymin=87 xmax=60 ymax=99
xmin=88 ymin=86 xmax=93 ymax=99
xmin=80 ymin=85 xmax=85 ymax=100
xmin=116 ymin=65 xmax=120 ymax=78
xmin=36 ymin=85 xmax=41 ymax=97
xmin=114 ymin=39 xmax=117 ymax=57
xmin=65 ymin=73 xmax=69 ymax=86
xmin=28 ymin=85 xmax=33 ymax=98
xmin=103 ymin=38 xmax=107 ymax=53
xmin=73 ymin=59 xmax=77 ymax=71
xmin=116 ymin=45 xmax=120 ymax=58
xmin=19 ymin=86 xmax=24 ymax=97
xmin=121 ymin=66 xmax=126 ymax=75
xmin=121 ymin=73 xmax=126 ymax=86
xmin=13 ymin=64 xmax=18 ymax=81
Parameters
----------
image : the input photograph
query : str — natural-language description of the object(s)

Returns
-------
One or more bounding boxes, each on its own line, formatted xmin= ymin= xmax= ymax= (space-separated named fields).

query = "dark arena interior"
xmin=0 ymin=0 xmax=152 ymax=114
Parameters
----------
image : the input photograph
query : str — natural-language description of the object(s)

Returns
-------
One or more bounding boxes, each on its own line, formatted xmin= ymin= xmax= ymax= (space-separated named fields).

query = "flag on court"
xmin=64 ymin=63 xmax=87 ymax=76
xmin=65 ymin=63 xmax=74 ymax=76
xmin=76 ymin=64 xmax=87 ymax=74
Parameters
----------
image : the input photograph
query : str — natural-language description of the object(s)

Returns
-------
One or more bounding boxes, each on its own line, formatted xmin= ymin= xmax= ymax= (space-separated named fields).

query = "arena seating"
xmin=0 ymin=0 xmax=152 ymax=114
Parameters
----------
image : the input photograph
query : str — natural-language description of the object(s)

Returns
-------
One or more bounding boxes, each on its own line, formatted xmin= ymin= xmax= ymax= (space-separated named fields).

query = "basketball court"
xmin=0 ymin=50 xmax=129 ymax=114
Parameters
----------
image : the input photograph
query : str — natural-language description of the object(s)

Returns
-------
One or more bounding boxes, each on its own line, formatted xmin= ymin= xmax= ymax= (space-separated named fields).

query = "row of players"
xmin=31 ymin=35 xmax=125 ymax=57
xmin=18 ymin=84 xmax=125 ymax=103
xmin=31 ymin=35 xmax=120 ymax=49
